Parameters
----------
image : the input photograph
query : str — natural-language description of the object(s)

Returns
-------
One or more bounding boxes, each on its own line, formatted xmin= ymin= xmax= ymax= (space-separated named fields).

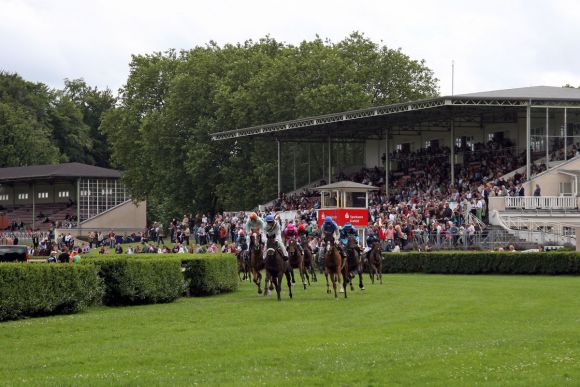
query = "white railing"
xmin=505 ymin=196 xmax=577 ymax=210
xmin=495 ymin=213 xmax=577 ymax=246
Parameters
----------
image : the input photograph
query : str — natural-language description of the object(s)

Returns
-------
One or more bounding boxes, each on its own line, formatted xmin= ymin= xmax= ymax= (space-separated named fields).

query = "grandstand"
xmin=0 ymin=163 xmax=145 ymax=239
xmin=212 ymin=86 xmax=580 ymax=247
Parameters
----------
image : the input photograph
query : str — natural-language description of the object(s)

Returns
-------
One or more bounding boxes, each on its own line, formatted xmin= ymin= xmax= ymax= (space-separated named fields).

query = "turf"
xmin=1 ymin=274 xmax=579 ymax=386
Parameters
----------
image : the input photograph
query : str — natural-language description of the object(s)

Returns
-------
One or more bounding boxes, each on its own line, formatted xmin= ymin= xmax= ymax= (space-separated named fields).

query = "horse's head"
xmin=347 ymin=235 xmax=358 ymax=248
xmin=250 ymin=233 xmax=260 ymax=251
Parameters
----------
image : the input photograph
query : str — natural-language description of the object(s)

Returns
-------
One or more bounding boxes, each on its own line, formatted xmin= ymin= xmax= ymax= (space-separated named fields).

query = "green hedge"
xmin=0 ymin=263 xmax=103 ymax=321
xmin=183 ymin=255 xmax=239 ymax=296
xmin=382 ymin=251 xmax=580 ymax=275
xmin=87 ymin=258 xmax=185 ymax=305
xmin=83 ymin=253 xmax=239 ymax=297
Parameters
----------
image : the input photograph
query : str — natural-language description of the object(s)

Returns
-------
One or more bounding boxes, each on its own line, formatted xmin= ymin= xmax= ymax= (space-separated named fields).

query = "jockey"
xmin=284 ymin=222 xmax=303 ymax=254
xmin=297 ymin=223 xmax=309 ymax=244
xmin=321 ymin=216 xmax=340 ymax=243
xmin=364 ymin=232 xmax=379 ymax=255
xmin=340 ymin=222 xmax=360 ymax=249
xmin=236 ymin=230 xmax=248 ymax=253
xmin=244 ymin=212 xmax=265 ymax=247
xmin=264 ymin=214 xmax=288 ymax=260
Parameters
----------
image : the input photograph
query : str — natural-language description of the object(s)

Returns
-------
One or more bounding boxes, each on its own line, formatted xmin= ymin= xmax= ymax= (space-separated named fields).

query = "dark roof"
xmin=0 ymin=163 xmax=121 ymax=181
xmin=316 ymin=181 xmax=378 ymax=191
xmin=211 ymin=85 xmax=580 ymax=141
xmin=456 ymin=86 xmax=580 ymax=100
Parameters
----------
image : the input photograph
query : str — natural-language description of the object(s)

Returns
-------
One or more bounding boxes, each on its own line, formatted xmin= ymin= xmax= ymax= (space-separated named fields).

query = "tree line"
xmin=1 ymin=33 xmax=439 ymax=221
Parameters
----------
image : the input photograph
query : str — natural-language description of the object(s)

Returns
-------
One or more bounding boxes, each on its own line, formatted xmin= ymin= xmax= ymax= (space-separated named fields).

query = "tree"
xmin=103 ymin=33 xmax=439 ymax=220
xmin=0 ymin=72 xmax=60 ymax=167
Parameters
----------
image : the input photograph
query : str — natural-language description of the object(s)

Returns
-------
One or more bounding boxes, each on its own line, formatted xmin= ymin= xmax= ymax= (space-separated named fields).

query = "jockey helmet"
xmin=287 ymin=223 xmax=295 ymax=230
xmin=238 ymin=230 xmax=245 ymax=236
xmin=265 ymin=214 xmax=274 ymax=222
xmin=298 ymin=224 xmax=305 ymax=231
xmin=344 ymin=222 xmax=352 ymax=229
xmin=324 ymin=216 xmax=332 ymax=223
xmin=250 ymin=212 xmax=257 ymax=220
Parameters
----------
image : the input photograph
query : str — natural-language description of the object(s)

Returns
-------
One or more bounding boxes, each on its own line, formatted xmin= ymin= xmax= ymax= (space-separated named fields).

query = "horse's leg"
xmin=358 ymin=267 xmax=365 ymax=290
xmin=342 ymin=269 xmax=348 ymax=299
xmin=379 ymin=262 xmax=383 ymax=285
xmin=253 ymin=269 xmax=262 ymax=294
xmin=276 ymin=274 xmax=283 ymax=301
xmin=285 ymin=270 xmax=293 ymax=299
xmin=304 ymin=262 xmax=310 ymax=286
xmin=332 ymin=273 xmax=338 ymax=299
xmin=324 ymin=270 xmax=331 ymax=294
xmin=290 ymin=268 xmax=296 ymax=284
xmin=299 ymin=261 xmax=307 ymax=290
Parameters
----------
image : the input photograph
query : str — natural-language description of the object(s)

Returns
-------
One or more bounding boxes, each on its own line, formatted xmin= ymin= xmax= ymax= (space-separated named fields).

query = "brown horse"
xmin=300 ymin=234 xmax=317 ymax=282
xmin=345 ymin=235 xmax=365 ymax=291
xmin=237 ymin=250 xmax=251 ymax=281
xmin=249 ymin=233 xmax=265 ymax=294
xmin=324 ymin=236 xmax=347 ymax=299
xmin=367 ymin=241 xmax=383 ymax=285
xmin=287 ymin=239 xmax=308 ymax=289
xmin=265 ymin=235 xmax=293 ymax=301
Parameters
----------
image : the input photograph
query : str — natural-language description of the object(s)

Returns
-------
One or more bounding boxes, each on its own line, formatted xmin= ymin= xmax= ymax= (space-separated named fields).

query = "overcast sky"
xmin=2 ymin=0 xmax=580 ymax=96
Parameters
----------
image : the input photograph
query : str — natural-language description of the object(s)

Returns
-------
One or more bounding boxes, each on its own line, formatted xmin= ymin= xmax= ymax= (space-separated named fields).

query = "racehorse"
xmin=287 ymin=239 xmax=309 ymax=289
xmin=265 ymin=234 xmax=293 ymax=301
xmin=324 ymin=236 xmax=347 ymax=299
xmin=237 ymin=250 xmax=251 ymax=281
xmin=345 ymin=235 xmax=365 ymax=291
xmin=367 ymin=241 xmax=383 ymax=285
xmin=300 ymin=234 xmax=317 ymax=283
xmin=249 ymin=233 xmax=265 ymax=294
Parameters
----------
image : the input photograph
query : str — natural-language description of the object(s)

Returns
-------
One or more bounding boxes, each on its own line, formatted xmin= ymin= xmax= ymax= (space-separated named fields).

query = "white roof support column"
xmin=546 ymin=107 xmax=550 ymax=170
xmin=526 ymin=102 xmax=531 ymax=179
xmin=277 ymin=139 xmax=281 ymax=196
xmin=385 ymin=129 xmax=389 ymax=198
xmin=450 ymin=119 xmax=455 ymax=185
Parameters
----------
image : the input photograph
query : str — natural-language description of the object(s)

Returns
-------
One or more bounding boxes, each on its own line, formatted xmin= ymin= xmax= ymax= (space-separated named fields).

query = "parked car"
xmin=0 ymin=245 xmax=29 ymax=262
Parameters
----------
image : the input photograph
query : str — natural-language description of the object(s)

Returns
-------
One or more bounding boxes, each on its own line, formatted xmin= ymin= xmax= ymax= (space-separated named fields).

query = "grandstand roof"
xmin=0 ymin=163 xmax=121 ymax=182
xmin=317 ymin=181 xmax=378 ymax=192
xmin=211 ymin=85 xmax=580 ymax=142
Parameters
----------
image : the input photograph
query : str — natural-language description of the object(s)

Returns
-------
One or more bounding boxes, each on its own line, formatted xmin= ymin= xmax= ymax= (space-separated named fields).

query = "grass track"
xmin=1 ymin=274 xmax=579 ymax=386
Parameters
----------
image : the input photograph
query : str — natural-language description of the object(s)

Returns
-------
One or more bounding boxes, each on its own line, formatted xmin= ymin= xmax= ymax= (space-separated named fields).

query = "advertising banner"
xmin=317 ymin=208 xmax=369 ymax=227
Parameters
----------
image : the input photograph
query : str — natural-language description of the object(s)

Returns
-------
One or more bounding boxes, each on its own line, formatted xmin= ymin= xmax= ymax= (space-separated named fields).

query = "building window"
xmin=38 ymin=192 xmax=49 ymax=199
xmin=425 ymin=140 xmax=431 ymax=149
xmin=0 ymin=194 xmax=8 ymax=201
xmin=17 ymin=193 xmax=29 ymax=200
xmin=58 ymin=191 xmax=70 ymax=198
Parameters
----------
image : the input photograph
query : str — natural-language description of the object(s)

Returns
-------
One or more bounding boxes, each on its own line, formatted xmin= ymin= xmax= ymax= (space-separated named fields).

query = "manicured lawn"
xmin=1 ymin=274 xmax=579 ymax=385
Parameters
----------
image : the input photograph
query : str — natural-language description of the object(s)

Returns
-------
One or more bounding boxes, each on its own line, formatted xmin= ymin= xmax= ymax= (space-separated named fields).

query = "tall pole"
xmin=328 ymin=136 xmax=331 ymax=184
xmin=450 ymin=120 xmax=455 ymax=185
xmin=277 ymin=139 xmax=281 ymax=196
xmin=385 ymin=130 xmax=389 ymax=198
xmin=76 ymin=179 xmax=80 ymax=228
xmin=293 ymin=144 xmax=296 ymax=191
xmin=546 ymin=107 xmax=549 ymax=170
xmin=308 ymin=143 xmax=311 ymax=185
xmin=32 ymin=183 xmax=35 ymax=231
xmin=526 ymin=102 xmax=531 ymax=179
xmin=451 ymin=60 xmax=455 ymax=96
xmin=564 ymin=108 xmax=568 ymax=161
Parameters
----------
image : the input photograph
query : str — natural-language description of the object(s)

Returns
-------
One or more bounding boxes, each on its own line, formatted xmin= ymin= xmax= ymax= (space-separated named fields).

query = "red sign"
xmin=317 ymin=208 xmax=369 ymax=227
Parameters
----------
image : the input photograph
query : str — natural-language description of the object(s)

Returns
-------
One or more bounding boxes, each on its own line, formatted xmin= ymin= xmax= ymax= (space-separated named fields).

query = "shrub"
xmin=183 ymin=255 xmax=239 ymax=296
xmin=87 ymin=258 xmax=185 ymax=305
xmin=0 ymin=263 xmax=103 ymax=321
xmin=382 ymin=251 xmax=580 ymax=275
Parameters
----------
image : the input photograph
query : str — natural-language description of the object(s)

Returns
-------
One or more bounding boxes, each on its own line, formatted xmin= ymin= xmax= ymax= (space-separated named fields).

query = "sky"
xmin=2 ymin=0 xmax=580 ymax=96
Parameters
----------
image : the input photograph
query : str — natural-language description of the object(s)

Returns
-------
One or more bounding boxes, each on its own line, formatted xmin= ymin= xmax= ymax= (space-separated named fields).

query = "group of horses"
xmin=237 ymin=233 xmax=384 ymax=301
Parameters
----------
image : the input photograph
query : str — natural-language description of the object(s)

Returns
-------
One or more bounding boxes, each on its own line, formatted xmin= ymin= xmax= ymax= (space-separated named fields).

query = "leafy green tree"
xmin=63 ymin=79 xmax=117 ymax=167
xmin=0 ymin=72 xmax=60 ymax=167
xmin=103 ymin=33 xmax=439 ymax=220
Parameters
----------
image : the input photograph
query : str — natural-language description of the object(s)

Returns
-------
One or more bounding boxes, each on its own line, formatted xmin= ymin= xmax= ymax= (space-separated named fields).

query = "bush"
xmin=382 ymin=251 xmax=580 ymax=275
xmin=183 ymin=255 xmax=239 ymax=296
xmin=0 ymin=263 xmax=103 ymax=321
xmin=87 ymin=258 xmax=185 ymax=305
